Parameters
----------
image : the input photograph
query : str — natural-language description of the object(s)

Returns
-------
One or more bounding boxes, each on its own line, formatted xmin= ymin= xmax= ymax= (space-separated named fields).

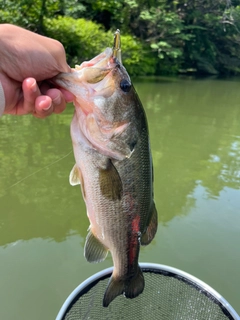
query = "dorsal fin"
xmin=141 ymin=202 xmax=158 ymax=246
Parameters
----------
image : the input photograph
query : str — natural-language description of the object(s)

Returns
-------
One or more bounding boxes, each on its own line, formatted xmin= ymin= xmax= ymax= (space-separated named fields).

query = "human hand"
xmin=0 ymin=24 xmax=74 ymax=118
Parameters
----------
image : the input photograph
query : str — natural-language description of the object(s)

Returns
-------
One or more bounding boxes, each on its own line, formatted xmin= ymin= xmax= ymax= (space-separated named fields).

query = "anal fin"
xmin=141 ymin=201 xmax=158 ymax=246
xmin=84 ymin=229 xmax=108 ymax=263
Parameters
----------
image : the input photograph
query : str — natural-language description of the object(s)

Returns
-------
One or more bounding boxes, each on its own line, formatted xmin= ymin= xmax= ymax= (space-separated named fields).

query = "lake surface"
xmin=0 ymin=77 xmax=240 ymax=319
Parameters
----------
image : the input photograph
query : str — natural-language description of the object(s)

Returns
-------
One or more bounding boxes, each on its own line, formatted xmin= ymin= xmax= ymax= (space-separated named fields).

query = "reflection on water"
xmin=0 ymin=109 xmax=89 ymax=246
xmin=0 ymin=78 xmax=240 ymax=319
xmin=138 ymin=78 xmax=240 ymax=223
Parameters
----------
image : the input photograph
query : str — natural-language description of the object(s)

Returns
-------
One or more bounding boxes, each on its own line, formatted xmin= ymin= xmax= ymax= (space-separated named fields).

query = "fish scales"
xmin=54 ymin=46 xmax=158 ymax=307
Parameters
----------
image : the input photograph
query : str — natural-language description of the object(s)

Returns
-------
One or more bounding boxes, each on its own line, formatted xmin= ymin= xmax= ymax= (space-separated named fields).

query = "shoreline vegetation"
xmin=1 ymin=0 xmax=240 ymax=76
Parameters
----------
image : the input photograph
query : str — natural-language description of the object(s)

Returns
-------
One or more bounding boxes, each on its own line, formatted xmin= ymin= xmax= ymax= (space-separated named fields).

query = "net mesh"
xmin=60 ymin=267 xmax=235 ymax=320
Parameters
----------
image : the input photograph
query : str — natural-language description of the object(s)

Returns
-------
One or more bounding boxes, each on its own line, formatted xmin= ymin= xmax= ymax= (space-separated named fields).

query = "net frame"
xmin=56 ymin=263 xmax=240 ymax=320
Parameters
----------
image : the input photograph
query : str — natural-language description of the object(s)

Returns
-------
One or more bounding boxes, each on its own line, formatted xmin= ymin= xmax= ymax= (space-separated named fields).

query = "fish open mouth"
xmin=53 ymin=30 xmax=124 ymax=106
xmin=78 ymin=48 xmax=115 ymax=70
xmin=76 ymin=48 xmax=119 ymax=98
xmin=74 ymin=37 xmax=123 ymax=95
xmin=53 ymin=47 xmax=119 ymax=100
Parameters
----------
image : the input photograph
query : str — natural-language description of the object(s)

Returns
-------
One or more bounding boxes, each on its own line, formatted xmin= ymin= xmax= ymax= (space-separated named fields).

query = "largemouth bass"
xmin=54 ymin=32 xmax=158 ymax=307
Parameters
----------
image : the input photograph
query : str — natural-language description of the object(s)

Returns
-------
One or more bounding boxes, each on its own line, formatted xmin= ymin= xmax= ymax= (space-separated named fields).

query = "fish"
xmin=53 ymin=30 xmax=158 ymax=307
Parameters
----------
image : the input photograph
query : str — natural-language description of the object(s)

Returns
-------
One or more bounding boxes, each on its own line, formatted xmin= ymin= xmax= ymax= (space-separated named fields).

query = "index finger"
xmin=40 ymin=81 xmax=74 ymax=103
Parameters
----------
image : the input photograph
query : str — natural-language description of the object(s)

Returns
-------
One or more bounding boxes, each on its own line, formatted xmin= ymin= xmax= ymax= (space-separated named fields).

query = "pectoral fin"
xmin=69 ymin=164 xmax=81 ymax=186
xmin=84 ymin=229 xmax=108 ymax=263
xmin=141 ymin=202 xmax=158 ymax=246
xmin=69 ymin=164 xmax=86 ymax=200
xmin=99 ymin=160 xmax=123 ymax=201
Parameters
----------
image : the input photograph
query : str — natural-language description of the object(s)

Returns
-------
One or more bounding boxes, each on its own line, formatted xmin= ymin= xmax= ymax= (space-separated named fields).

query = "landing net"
xmin=56 ymin=263 xmax=239 ymax=320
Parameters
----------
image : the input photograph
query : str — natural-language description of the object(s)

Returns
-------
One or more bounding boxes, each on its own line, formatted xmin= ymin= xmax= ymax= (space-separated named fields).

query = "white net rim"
xmin=56 ymin=263 xmax=240 ymax=320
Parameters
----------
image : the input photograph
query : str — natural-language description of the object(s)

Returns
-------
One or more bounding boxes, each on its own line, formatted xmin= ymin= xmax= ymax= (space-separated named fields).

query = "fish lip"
xmin=77 ymin=48 xmax=114 ymax=70
xmin=52 ymin=47 xmax=116 ymax=85
xmin=52 ymin=47 xmax=121 ymax=107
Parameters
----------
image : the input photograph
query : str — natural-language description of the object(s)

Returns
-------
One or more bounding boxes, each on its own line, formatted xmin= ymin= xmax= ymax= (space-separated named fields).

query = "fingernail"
xmin=42 ymin=103 xmax=52 ymax=111
xmin=30 ymin=80 xmax=37 ymax=93
xmin=52 ymin=94 xmax=61 ymax=105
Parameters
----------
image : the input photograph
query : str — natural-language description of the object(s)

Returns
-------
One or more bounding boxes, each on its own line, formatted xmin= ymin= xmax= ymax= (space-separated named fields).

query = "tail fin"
xmin=103 ymin=265 xmax=144 ymax=307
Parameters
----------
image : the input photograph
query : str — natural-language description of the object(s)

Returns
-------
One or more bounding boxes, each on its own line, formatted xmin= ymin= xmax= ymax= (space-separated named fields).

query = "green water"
xmin=0 ymin=77 xmax=240 ymax=319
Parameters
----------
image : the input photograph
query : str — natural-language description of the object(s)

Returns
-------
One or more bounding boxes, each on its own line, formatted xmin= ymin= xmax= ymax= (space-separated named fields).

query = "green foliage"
xmin=0 ymin=0 xmax=85 ymax=31
xmin=44 ymin=16 xmax=157 ymax=75
xmin=1 ymin=0 xmax=240 ymax=75
xmin=140 ymin=6 xmax=192 ymax=58
xmin=0 ymin=0 xmax=58 ymax=32
xmin=44 ymin=17 xmax=110 ymax=65
xmin=121 ymin=35 xmax=157 ymax=75
xmin=179 ymin=0 xmax=240 ymax=75
xmin=139 ymin=4 xmax=193 ymax=73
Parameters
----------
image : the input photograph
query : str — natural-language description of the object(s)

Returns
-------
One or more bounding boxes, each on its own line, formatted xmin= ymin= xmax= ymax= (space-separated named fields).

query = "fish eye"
xmin=120 ymin=79 xmax=131 ymax=93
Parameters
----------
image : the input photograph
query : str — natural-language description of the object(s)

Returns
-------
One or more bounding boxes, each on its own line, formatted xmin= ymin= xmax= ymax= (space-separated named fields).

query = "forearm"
xmin=0 ymin=81 xmax=5 ymax=116
xmin=0 ymin=24 xmax=11 ymax=115
xmin=0 ymin=24 xmax=20 ymax=114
